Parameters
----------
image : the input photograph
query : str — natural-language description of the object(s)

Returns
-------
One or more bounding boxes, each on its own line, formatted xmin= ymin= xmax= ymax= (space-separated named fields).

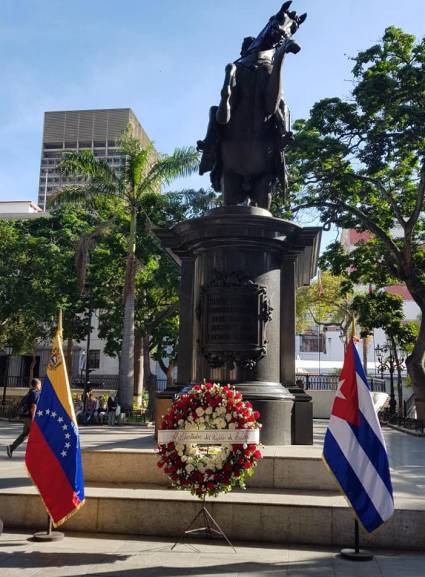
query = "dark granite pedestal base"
xmin=154 ymin=206 xmax=321 ymax=446
xmin=288 ymin=387 xmax=313 ymax=445
xmin=249 ymin=398 xmax=294 ymax=445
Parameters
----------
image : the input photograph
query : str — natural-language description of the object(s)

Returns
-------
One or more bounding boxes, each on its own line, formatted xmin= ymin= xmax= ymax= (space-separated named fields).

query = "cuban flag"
xmin=323 ymin=339 xmax=393 ymax=532
xmin=25 ymin=326 xmax=85 ymax=526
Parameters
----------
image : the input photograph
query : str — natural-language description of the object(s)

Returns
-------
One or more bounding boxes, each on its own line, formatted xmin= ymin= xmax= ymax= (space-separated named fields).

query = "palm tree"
xmin=49 ymin=131 xmax=199 ymax=410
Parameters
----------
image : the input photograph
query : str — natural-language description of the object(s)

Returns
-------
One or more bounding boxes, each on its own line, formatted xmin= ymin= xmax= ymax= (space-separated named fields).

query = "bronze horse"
xmin=198 ymin=2 xmax=306 ymax=210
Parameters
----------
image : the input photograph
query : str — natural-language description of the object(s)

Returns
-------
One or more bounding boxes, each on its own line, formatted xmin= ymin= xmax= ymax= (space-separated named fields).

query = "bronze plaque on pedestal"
xmin=199 ymin=276 xmax=271 ymax=369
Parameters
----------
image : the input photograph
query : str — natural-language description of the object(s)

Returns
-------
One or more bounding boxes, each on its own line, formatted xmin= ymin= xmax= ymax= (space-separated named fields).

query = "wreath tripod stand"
xmin=171 ymin=496 xmax=236 ymax=552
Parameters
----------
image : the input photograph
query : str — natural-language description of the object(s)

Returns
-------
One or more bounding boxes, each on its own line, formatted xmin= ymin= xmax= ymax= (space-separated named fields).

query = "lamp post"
xmin=2 ymin=346 xmax=13 ymax=406
xmin=393 ymin=345 xmax=406 ymax=417
xmin=375 ymin=344 xmax=397 ymax=416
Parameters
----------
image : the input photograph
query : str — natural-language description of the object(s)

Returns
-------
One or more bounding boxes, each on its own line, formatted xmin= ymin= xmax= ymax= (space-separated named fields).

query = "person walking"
xmin=7 ymin=378 xmax=42 ymax=458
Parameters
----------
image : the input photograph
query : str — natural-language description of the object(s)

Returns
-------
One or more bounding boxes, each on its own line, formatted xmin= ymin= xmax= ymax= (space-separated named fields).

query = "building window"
xmin=299 ymin=333 xmax=326 ymax=353
xmin=88 ymin=350 xmax=100 ymax=369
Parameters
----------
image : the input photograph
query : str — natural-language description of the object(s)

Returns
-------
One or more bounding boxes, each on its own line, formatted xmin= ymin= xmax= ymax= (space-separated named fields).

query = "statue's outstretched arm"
xmin=216 ymin=63 xmax=237 ymax=125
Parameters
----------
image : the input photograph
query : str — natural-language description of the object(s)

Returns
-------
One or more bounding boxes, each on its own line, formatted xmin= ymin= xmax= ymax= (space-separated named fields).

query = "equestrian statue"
xmin=197 ymin=2 xmax=306 ymax=210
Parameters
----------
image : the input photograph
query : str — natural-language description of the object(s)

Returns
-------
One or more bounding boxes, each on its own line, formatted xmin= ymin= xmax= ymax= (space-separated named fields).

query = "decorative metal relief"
xmin=198 ymin=271 xmax=273 ymax=370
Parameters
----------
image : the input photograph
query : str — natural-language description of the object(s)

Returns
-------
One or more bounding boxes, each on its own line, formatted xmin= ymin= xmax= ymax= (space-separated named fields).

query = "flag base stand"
xmin=171 ymin=497 xmax=236 ymax=553
xmin=340 ymin=520 xmax=373 ymax=562
xmin=32 ymin=516 xmax=64 ymax=542
xmin=340 ymin=548 xmax=373 ymax=561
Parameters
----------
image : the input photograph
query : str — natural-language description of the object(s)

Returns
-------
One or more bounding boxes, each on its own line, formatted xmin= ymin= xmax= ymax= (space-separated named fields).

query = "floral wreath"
xmin=157 ymin=383 xmax=262 ymax=498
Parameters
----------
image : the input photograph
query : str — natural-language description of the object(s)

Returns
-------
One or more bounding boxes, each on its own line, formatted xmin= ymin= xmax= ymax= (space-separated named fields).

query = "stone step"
xmin=81 ymin=446 xmax=338 ymax=491
xmin=1 ymin=483 xmax=423 ymax=550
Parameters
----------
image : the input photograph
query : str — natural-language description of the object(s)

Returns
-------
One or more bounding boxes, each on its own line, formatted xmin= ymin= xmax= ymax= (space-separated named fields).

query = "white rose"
xmin=177 ymin=419 xmax=184 ymax=427
xmin=228 ymin=422 xmax=237 ymax=430
xmin=205 ymin=406 xmax=213 ymax=415
xmin=225 ymin=413 xmax=232 ymax=422
xmin=185 ymin=464 xmax=194 ymax=473
xmin=195 ymin=407 xmax=204 ymax=417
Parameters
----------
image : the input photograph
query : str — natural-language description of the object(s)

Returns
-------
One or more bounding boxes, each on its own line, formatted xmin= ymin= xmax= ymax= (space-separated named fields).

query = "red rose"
xmin=253 ymin=450 xmax=262 ymax=459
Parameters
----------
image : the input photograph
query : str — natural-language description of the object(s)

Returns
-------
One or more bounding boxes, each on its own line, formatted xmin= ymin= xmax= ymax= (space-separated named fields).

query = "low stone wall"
xmin=309 ymin=390 xmax=389 ymax=419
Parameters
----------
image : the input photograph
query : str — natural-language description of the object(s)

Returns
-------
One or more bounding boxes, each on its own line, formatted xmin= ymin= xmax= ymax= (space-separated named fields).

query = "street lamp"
xmin=393 ymin=346 xmax=406 ymax=417
xmin=2 ymin=346 xmax=13 ymax=406
xmin=375 ymin=344 xmax=404 ymax=415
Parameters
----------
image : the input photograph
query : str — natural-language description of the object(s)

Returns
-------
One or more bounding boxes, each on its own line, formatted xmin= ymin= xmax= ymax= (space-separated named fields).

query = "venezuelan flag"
xmin=25 ymin=325 xmax=85 ymax=526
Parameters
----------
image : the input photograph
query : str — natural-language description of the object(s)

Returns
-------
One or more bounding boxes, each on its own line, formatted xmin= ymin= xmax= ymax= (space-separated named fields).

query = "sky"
xmin=0 ymin=0 xmax=424 ymax=207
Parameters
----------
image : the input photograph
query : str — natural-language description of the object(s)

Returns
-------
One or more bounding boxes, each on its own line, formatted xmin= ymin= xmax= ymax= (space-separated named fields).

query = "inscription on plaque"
xmin=198 ymin=273 xmax=271 ymax=369
xmin=207 ymin=290 xmax=259 ymax=345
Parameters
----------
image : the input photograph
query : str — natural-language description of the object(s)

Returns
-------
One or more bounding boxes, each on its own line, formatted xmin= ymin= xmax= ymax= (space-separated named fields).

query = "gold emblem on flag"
xmin=48 ymin=346 xmax=62 ymax=370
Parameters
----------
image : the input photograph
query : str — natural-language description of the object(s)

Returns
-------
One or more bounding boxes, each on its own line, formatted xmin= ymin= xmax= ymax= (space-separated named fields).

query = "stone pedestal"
xmin=154 ymin=206 xmax=321 ymax=445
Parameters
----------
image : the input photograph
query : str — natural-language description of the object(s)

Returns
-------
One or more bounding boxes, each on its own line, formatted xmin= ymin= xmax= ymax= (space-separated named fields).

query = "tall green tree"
xmin=351 ymin=291 xmax=418 ymax=353
xmin=289 ymin=27 xmax=425 ymax=417
xmin=296 ymin=271 xmax=352 ymax=339
xmin=0 ymin=208 xmax=90 ymax=378
xmin=50 ymin=133 xmax=199 ymax=409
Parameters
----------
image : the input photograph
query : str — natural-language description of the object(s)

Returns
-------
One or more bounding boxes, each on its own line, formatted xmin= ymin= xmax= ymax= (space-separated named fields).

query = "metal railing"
xmin=296 ymin=374 xmax=386 ymax=392
xmin=0 ymin=401 xmax=19 ymax=420
xmin=380 ymin=408 xmax=424 ymax=435
xmin=0 ymin=376 xmax=29 ymax=388
xmin=404 ymin=393 xmax=416 ymax=418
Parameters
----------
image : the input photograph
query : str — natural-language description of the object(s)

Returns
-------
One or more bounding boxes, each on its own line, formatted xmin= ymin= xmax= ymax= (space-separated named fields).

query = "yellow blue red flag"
xmin=25 ymin=321 xmax=85 ymax=526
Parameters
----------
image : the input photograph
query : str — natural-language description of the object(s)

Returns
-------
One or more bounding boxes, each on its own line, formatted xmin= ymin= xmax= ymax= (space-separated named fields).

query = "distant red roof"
xmin=385 ymin=285 xmax=413 ymax=300
xmin=348 ymin=230 xmax=372 ymax=245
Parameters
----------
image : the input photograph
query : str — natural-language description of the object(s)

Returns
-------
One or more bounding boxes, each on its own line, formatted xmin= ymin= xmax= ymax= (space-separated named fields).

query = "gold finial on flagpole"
xmin=351 ymin=316 xmax=358 ymax=342
xmin=58 ymin=309 xmax=63 ymax=339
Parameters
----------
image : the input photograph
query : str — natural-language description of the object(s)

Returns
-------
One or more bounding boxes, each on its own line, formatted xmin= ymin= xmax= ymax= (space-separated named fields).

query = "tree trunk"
xmin=143 ymin=333 xmax=156 ymax=420
xmin=28 ymin=343 xmax=38 ymax=386
xmin=166 ymin=363 xmax=175 ymax=386
xmin=118 ymin=209 xmax=137 ymax=412
xmin=133 ymin=330 xmax=144 ymax=406
xmin=405 ymin=312 xmax=425 ymax=420
xmin=65 ymin=337 xmax=73 ymax=381
xmin=404 ymin=286 xmax=425 ymax=420
xmin=362 ymin=336 xmax=370 ymax=377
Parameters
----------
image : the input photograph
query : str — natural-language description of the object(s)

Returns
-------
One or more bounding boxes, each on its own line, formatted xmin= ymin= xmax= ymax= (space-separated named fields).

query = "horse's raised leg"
xmin=250 ymin=173 xmax=273 ymax=211
xmin=222 ymin=171 xmax=246 ymax=206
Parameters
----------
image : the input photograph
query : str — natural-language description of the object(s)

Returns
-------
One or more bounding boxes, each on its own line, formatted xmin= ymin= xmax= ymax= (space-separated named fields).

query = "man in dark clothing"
xmin=7 ymin=378 xmax=42 ymax=458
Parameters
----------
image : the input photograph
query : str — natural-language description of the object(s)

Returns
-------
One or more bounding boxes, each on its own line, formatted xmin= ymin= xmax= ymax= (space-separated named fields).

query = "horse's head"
xmin=266 ymin=2 xmax=307 ymax=49
xmin=246 ymin=2 xmax=307 ymax=54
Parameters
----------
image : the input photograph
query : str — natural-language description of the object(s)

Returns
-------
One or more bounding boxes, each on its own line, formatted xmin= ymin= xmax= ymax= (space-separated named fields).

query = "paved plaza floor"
xmin=1 ymin=530 xmax=425 ymax=577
